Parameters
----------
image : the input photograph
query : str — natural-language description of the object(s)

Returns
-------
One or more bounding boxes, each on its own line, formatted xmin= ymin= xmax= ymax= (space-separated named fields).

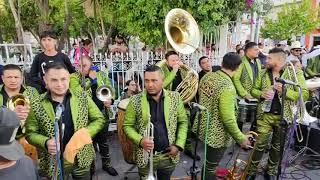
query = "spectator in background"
xmin=236 ymin=44 xmax=242 ymax=52
xmin=29 ymin=31 xmax=75 ymax=93
xmin=74 ymin=39 xmax=93 ymax=68
xmin=68 ymin=43 xmax=78 ymax=65
xmin=0 ymin=108 xmax=39 ymax=180
xmin=120 ymin=79 xmax=140 ymax=100
xmin=258 ymin=42 xmax=267 ymax=66
xmin=109 ymin=36 xmax=128 ymax=54
xmin=198 ymin=56 xmax=213 ymax=81
xmin=276 ymin=40 xmax=287 ymax=50
xmin=237 ymin=48 xmax=245 ymax=58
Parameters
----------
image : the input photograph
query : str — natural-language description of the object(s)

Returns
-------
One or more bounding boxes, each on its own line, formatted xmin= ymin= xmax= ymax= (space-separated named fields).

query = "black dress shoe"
xmin=264 ymin=173 xmax=276 ymax=180
xmin=102 ymin=166 xmax=119 ymax=176
xmin=245 ymin=175 xmax=256 ymax=180
xmin=184 ymin=150 xmax=201 ymax=161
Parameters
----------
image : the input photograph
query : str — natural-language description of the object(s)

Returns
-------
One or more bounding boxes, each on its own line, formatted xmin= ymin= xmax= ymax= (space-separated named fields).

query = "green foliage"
xmin=2 ymin=0 xmax=246 ymax=47
xmin=117 ymin=0 xmax=245 ymax=47
xmin=0 ymin=3 xmax=15 ymax=42
xmin=261 ymin=0 xmax=320 ymax=41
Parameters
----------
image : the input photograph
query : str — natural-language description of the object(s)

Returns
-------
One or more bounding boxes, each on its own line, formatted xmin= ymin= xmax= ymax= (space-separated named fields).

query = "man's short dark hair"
xmin=144 ymin=65 xmax=164 ymax=77
xmin=165 ymin=51 xmax=178 ymax=60
xmin=198 ymin=56 xmax=208 ymax=65
xmin=268 ymin=48 xmax=287 ymax=60
xmin=40 ymin=31 xmax=57 ymax=40
xmin=269 ymin=47 xmax=286 ymax=54
xmin=3 ymin=64 xmax=22 ymax=73
xmin=44 ymin=62 xmax=68 ymax=73
xmin=244 ymin=42 xmax=258 ymax=52
xmin=222 ymin=52 xmax=242 ymax=71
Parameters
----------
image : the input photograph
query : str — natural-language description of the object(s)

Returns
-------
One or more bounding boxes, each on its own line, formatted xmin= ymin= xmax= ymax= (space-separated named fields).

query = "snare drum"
xmin=117 ymin=98 xmax=135 ymax=164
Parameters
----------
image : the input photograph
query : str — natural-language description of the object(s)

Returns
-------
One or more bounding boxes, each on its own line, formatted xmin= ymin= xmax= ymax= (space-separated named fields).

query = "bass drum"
xmin=117 ymin=98 xmax=135 ymax=164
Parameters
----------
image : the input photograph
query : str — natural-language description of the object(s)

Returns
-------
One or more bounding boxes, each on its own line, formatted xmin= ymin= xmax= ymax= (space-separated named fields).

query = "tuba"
xmin=156 ymin=60 xmax=198 ymax=103
xmin=159 ymin=8 xmax=200 ymax=103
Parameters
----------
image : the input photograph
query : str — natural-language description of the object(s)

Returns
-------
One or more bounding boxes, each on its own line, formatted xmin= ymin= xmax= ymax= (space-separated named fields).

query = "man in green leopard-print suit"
xmin=245 ymin=48 xmax=309 ymax=180
xmin=0 ymin=64 xmax=39 ymax=138
xmin=194 ymin=52 xmax=252 ymax=180
xmin=25 ymin=63 xmax=106 ymax=179
xmin=69 ymin=56 xmax=118 ymax=176
xmin=305 ymin=55 xmax=320 ymax=78
xmin=233 ymin=42 xmax=262 ymax=131
xmin=157 ymin=50 xmax=199 ymax=160
xmin=124 ymin=65 xmax=188 ymax=180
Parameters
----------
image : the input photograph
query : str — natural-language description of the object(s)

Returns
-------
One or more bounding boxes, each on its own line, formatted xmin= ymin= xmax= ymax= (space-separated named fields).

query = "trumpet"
xmin=96 ymin=85 xmax=113 ymax=102
xmin=143 ymin=119 xmax=155 ymax=180
xmin=7 ymin=94 xmax=30 ymax=130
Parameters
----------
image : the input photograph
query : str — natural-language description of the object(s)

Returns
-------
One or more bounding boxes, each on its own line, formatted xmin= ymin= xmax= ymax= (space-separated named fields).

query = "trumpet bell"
xmin=96 ymin=85 xmax=112 ymax=102
xmin=165 ymin=8 xmax=200 ymax=54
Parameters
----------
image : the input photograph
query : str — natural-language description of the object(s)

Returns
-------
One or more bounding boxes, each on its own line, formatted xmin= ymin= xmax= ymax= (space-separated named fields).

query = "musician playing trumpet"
xmin=124 ymin=65 xmax=188 ymax=180
xmin=245 ymin=48 xmax=309 ymax=180
xmin=69 ymin=56 xmax=118 ymax=176
xmin=0 ymin=64 xmax=39 ymax=137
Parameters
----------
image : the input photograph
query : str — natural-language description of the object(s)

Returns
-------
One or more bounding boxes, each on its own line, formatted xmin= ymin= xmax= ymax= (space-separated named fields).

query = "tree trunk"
xmin=67 ymin=35 xmax=71 ymax=52
xmin=8 ymin=0 xmax=24 ymax=44
xmin=8 ymin=0 xmax=28 ymax=61
xmin=103 ymin=24 xmax=114 ymax=53
xmin=29 ymin=28 xmax=40 ymax=44
xmin=0 ymin=28 xmax=5 ymax=58
xmin=58 ymin=0 xmax=72 ymax=51
xmin=36 ymin=0 xmax=52 ymax=33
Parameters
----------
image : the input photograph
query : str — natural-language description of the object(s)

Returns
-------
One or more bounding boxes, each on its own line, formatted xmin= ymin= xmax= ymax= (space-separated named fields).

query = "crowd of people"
xmin=0 ymin=29 xmax=319 ymax=180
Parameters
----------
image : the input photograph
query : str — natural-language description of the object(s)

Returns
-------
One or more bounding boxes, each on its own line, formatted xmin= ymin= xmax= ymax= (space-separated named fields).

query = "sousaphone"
xmin=157 ymin=8 xmax=200 ymax=103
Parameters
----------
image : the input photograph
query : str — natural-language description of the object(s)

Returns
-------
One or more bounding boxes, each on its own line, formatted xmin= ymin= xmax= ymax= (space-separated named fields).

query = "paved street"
xmin=91 ymin=123 xmax=320 ymax=180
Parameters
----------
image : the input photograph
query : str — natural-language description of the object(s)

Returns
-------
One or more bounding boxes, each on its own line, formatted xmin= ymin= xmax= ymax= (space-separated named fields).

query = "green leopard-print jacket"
xmin=193 ymin=70 xmax=246 ymax=148
xmin=69 ymin=71 xmax=115 ymax=118
xmin=25 ymin=89 xmax=106 ymax=177
xmin=305 ymin=56 xmax=320 ymax=77
xmin=0 ymin=85 xmax=39 ymax=138
xmin=233 ymin=56 xmax=262 ymax=98
xmin=159 ymin=62 xmax=188 ymax=90
xmin=69 ymin=71 xmax=115 ymax=99
xmin=251 ymin=68 xmax=309 ymax=123
xmin=123 ymin=90 xmax=188 ymax=168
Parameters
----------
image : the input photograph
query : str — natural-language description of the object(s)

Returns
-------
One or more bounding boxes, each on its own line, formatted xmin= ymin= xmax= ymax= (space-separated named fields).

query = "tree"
xmin=116 ymin=0 xmax=245 ymax=47
xmin=261 ymin=0 xmax=320 ymax=41
xmin=8 ymin=0 xmax=25 ymax=45
xmin=0 ymin=0 xmax=16 ymax=43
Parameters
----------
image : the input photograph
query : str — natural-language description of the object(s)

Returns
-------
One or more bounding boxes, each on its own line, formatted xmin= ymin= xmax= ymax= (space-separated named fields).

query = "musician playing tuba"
xmin=245 ymin=48 xmax=309 ymax=180
xmin=123 ymin=65 xmax=188 ymax=180
xmin=69 ymin=56 xmax=118 ymax=176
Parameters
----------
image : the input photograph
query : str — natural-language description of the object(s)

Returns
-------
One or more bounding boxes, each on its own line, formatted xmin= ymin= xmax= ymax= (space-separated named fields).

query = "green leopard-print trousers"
xmin=247 ymin=114 xmax=281 ymax=176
